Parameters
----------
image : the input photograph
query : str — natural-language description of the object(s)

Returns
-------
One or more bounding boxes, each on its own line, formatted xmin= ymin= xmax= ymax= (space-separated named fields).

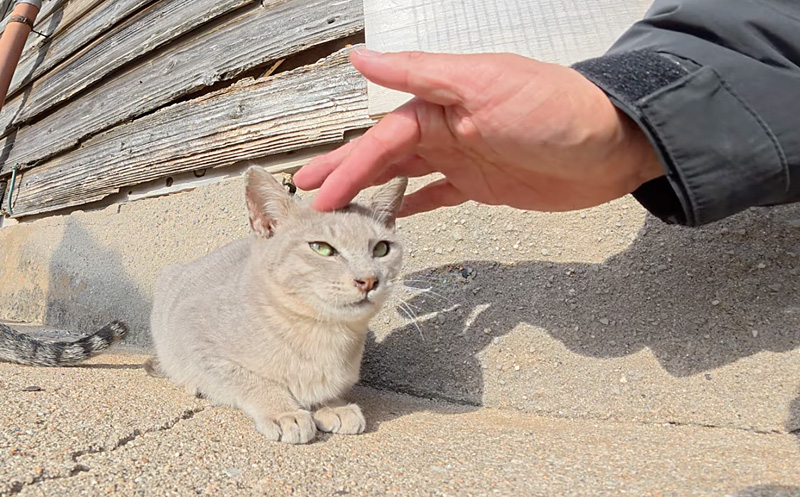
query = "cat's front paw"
xmin=255 ymin=409 xmax=316 ymax=444
xmin=313 ymin=404 xmax=366 ymax=435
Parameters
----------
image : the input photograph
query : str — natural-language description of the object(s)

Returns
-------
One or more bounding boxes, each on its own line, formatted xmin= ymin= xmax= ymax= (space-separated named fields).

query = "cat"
xmin=146 ymin=166 xmax=407 ymax=444
xmin=0 ymin=321 xmax=128 ymax=366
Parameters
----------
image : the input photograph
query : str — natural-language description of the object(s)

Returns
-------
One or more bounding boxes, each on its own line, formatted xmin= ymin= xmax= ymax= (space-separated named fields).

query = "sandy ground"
xmin=1 ymin=176 xmax=799 ymax=495
xmin=0 ymin=353 xmax=798 ymax=497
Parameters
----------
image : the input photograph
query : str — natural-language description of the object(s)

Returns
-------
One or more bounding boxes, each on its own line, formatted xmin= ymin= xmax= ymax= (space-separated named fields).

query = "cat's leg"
xmin=196 ymin=359 xmax=316 ymax=444
xmin=313 ymin=399 xmax=366 ymax=435
xmin=143 ymin=357 xmax=166 ymax=377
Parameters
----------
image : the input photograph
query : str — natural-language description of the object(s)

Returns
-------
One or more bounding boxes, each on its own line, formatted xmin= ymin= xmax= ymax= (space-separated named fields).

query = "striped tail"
xmin=0 ymin=321 xmax=128 ymax=367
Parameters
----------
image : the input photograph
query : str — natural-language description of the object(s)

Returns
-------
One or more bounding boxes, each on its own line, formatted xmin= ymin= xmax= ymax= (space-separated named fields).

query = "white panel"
xmin=364 ymin=0 xmax=653 ymax=117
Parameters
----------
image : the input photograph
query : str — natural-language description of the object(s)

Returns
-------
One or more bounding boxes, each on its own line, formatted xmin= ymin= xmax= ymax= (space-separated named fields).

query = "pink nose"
xmin=354 ymin=277 xmax=378 ymax=293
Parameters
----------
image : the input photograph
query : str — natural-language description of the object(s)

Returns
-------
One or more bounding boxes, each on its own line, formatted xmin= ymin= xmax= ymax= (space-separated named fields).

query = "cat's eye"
xmin=373 ymin=241 xmax=390 ymax=258
xmin=309 ymin=242 xmax=336 ymax=257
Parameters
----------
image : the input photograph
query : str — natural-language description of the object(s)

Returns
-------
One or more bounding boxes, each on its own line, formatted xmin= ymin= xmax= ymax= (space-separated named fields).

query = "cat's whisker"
xmin=396 ymin=301 xmax=425 ymax=341
xmin=399 ymin=277 xmax=452 ymax=289
xmin=408 ymin=300 xmax=461 ymax=319
xmin=385 ymin=289 xmax=460 ymax=339
xmin=398 ymin=277 xmax=443 ymax=285
xmin=401 ymin=285 xmax=453 ymax=305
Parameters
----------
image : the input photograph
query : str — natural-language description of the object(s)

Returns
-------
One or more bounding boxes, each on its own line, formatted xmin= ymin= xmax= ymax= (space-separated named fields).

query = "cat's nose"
xmin=354 ymin=277 xmax=378 ymax=293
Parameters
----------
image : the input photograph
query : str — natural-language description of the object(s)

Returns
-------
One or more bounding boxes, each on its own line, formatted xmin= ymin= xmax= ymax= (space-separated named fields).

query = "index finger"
xmin=309 ymin=100 xmax=422 ymax=211
xmin=350 ymin=49 xmax=488 ymax=107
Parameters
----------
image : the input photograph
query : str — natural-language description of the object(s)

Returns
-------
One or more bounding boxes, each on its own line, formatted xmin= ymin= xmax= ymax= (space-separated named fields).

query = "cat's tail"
xmin=0 ymin=321 xmax=128 ymax=367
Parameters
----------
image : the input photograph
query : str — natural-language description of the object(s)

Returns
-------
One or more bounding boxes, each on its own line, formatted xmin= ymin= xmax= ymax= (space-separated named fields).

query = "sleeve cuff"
xmin=573 ymin=50 xmax=788 ymax=226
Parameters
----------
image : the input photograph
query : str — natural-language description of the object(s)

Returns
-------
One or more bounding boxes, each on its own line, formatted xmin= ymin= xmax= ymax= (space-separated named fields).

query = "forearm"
xmin=573 ymin=0 xmax=800 ymax=226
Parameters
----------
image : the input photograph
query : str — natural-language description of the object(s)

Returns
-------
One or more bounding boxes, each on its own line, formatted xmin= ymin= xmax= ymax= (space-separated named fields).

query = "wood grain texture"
xmin=4 ymin=48 xmax=374 ymax=217
xmin=7 ymin=0 xmax=159 ymax=99
xmin=0 ymin=0 xmax=69 ymax=76
xmin=0 ymin=0 xmax=62 ymax=34
xmin=363 ymin=0 xmax=652 ymax=116
xmin=0 ymin=0 xmax=363 ymax=173
xmin=0 ymin=0 xmax=252 ymax=132
xmin=0 ymin=0 xmax=15 ymax=20
xmin=0 ymin=0 xmax=104 ymax=70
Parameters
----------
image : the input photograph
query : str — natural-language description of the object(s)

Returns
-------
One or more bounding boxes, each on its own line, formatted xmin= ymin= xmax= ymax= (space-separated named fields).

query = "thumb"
xmin=351 ymin=49 xmax=484 ymax=107
xmin=399 ymin=179 xmax=468 ymax=217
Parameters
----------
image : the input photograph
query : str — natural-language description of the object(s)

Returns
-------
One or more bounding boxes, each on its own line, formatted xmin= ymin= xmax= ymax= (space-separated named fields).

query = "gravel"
xmin=1 ymin=354 xmax=798 ymax=496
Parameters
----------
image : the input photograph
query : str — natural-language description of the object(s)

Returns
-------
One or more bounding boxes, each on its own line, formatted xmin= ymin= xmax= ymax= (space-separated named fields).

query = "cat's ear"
xmin=245 ymin=166 xmax=294 ymax=237
xmin=370 ymin=176 xmax=408 ymax=228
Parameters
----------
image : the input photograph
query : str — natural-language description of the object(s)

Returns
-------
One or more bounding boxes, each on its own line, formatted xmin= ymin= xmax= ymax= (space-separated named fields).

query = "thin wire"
xmin=7 ymin=163 xmax=18 ymax=215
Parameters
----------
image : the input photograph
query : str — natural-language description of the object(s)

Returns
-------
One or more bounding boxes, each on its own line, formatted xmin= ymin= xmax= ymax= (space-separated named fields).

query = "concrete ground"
xmin=1 ymin=174 xmax=799 ymax=495
xmin=0 ymin=353 xmax=798 ymax=497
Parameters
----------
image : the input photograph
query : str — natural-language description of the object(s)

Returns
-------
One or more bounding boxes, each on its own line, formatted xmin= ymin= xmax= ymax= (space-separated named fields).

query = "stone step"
xmin=0 ymin=353 xmax=797 ymax=496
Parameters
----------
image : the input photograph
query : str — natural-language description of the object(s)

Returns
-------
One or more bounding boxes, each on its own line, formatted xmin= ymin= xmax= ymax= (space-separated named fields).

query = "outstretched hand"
xmin=293 ymin=49 xmax=663 ymax=216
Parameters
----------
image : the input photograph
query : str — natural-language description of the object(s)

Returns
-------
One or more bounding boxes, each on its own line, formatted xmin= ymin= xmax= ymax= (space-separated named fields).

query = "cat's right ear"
xmin=245 ymin=167 xmax=293 ymax=237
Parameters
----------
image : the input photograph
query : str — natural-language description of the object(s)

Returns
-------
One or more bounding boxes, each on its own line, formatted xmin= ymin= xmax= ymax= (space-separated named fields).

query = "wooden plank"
xmin=0 ymin=0 xmax=78 ymax=132
xmin=0 ymin=0 xmax=154 ymax=132
xmin=0 ymin=0 xmax=253 ymax=132
xmin=363 ymin=0 xmax=652 ymax=116
xmin=31 ymin=0 xmax=102 ymax=34
xmin=0 ymin=0 xmax=62 ymax=34
xmin=7 ymin=0 xmax=159 ymax=99
xmin=0 ymin=0 xmax=15 ymax=22
xmin=3 ymin=47 xmax=374 ymax=217
xmin=0 ymin=1 xmax=13 ymax=15
xmin=0 ymin=0 xmax=363 ymax=174
xmin=5 ymin=0 xmax=105 ymax=100
xmin=0 ymin=0 xmax=115 ymax=67
xmin=0 ymin=0 xmax=97 ymax=52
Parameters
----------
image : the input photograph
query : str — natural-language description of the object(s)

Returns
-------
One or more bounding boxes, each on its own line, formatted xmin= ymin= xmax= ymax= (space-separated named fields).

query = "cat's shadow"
xmin=361 ymin=204 xmax=800 ymax=438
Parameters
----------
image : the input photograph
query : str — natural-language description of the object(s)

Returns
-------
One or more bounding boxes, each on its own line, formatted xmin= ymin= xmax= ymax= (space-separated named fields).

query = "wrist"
xmin=615 ymin=108 xmax=664 ymax=191
xmin=577 ymin=69 xmax=664 ymax=196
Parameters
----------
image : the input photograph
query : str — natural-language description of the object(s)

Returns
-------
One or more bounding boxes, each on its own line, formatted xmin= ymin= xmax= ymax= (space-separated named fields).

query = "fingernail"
xmin=354 ymin=48 xmax=382 ymax=58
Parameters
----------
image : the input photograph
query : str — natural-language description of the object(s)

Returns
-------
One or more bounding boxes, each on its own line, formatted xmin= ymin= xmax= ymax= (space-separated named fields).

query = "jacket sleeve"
xmin=572 ymin=0 xmax=800 ymax=226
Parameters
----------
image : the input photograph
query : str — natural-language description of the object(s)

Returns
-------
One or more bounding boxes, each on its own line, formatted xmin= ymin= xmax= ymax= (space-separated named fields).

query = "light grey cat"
xmin=147 ymin=166 xmax=406 ymax=444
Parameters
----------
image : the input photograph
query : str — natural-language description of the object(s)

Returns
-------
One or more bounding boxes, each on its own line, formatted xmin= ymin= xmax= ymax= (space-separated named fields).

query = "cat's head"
xmin=245 ymin=166 xmax=407 ymax=323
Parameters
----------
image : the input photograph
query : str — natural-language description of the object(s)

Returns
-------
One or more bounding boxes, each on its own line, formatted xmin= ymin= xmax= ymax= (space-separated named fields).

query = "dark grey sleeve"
xmin=572 ymin=0 xmax=800 ymax=226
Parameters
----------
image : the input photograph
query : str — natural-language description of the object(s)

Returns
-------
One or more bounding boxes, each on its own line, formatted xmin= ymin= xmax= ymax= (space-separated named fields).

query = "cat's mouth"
xmin=347 ymin=296 xmax=374 ymax=308
xmin=338 ymin=293 xmax=384 ymax=314
xmin=314 ymin=290 xmax=384 ymax=318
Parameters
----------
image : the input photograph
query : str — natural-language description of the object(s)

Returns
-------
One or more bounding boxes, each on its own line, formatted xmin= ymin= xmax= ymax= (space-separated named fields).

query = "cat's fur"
xmin=147 ymin=166 xmax=407 ymax=444
xmin=0 ymin=321 xmax=128 ymax=366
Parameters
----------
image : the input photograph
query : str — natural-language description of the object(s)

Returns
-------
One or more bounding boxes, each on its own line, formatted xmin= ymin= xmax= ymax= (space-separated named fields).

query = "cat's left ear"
xmin=245 ymin=166 xmax=294 ymax=237
xmin=370 ymin=176 xmax=408 ymax=228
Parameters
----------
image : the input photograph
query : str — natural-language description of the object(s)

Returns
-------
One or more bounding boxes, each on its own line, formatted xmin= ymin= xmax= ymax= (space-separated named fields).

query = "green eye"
xmin=373 ymin=241 xmax=390 ymax=258
xmin=309 ymin=242 xmax=336 ymax=256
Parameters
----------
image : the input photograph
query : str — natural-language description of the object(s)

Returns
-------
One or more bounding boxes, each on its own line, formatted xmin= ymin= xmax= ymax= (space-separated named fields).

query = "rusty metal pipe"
xmin=0 ymin=0 xmax=40 ymax=110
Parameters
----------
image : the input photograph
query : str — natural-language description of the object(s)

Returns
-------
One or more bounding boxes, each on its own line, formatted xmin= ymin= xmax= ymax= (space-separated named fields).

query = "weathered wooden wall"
xmin=0 ymin=0 xmax=370 ymax=218
xmin=0 ymin=0 xmax=655 ymax=217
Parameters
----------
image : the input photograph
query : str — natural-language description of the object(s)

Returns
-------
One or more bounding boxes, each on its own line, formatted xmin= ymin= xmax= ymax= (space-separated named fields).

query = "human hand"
xmin=293 ymin=49 xmax=663 ymax=216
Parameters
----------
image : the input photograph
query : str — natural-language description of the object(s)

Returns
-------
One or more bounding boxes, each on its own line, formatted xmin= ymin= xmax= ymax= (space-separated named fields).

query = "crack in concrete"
xmin=3 ymin=391 xmax=794 ymax=496
xmin=3 ymin=406 xmax=206 ymax=496
xmin=372 ymin=384 xmax=796 ymax=437
xmin=4 ymin=464 xmax=90 ymax=496
xmin=71 ymin=405 xmax=206 ymax=461
xmin=537 ymin=413 xmax=793 ymax=437
xmin=657 ymin=420 xmax=787 ymax=436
